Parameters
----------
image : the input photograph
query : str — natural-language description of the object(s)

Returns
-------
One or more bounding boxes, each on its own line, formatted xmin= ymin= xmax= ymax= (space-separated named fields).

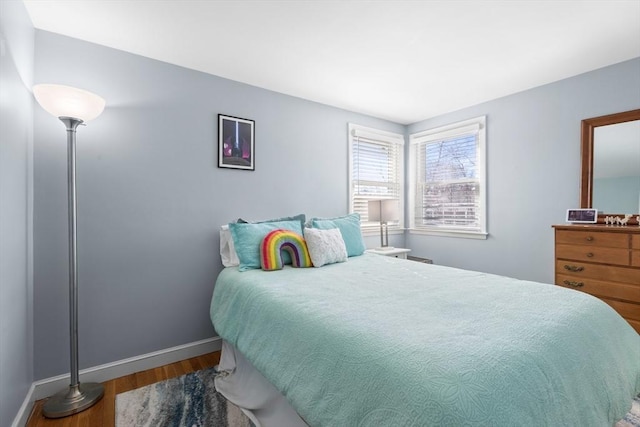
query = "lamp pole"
xmin=42 ymin=117 xmax=104 ymax=418
xmin=65 ymin=117 xmax=81 ymax=393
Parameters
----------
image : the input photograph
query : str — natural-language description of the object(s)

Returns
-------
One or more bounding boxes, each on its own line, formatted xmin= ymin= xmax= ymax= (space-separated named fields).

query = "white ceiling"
xmin=22 ymin=0 xmax=640 ymax=124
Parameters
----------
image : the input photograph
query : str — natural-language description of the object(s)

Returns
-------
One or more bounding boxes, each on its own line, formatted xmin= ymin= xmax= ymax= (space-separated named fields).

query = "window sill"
xmin=409 ymin=228 xmax=488 ymax=240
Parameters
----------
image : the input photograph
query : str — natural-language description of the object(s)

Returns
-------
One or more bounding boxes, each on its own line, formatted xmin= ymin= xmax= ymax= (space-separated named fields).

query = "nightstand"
xmin=365 ymin=247 xmax=411 ymax=259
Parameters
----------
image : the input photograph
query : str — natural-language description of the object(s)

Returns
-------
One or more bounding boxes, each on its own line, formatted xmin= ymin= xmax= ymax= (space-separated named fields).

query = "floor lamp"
xmin=33 ymin=84 xmax=106 ymax=418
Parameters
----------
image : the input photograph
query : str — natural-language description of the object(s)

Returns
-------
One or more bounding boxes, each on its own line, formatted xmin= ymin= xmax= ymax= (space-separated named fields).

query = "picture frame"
xmin=218 ymin=114 xmax=255 ymax=170
xmin=566 ymin=208 xmax=598 ymax=223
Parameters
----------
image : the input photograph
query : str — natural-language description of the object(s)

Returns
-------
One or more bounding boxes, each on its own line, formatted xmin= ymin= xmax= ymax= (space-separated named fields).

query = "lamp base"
xmin=42 ymin=382 xmax=104 ymax=419
xmin=374 ymin=246 xmax=395 ymax=251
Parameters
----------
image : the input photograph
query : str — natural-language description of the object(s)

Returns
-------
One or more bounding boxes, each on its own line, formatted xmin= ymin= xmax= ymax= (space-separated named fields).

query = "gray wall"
xmin=0 ymin=0 xmax=34 ymax=425
xmin=32 ymin=31 xmax=404 ymax=379
xmin=406 ymin=58 xmax=640 ymax=283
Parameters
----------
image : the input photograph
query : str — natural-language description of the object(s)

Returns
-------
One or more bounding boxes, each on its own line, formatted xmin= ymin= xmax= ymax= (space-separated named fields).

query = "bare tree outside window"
xmin=421 ymin=135 xmax=478 ymax=227
xmin=410 ymin=116 xmax=487 ymax=238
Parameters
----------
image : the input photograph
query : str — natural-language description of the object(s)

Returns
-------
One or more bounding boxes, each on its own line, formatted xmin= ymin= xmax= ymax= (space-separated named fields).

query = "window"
xmin=409 ymin=116 xmax=487 ymax=239
xmin=348 ymin=124 xmax=404 ymax=234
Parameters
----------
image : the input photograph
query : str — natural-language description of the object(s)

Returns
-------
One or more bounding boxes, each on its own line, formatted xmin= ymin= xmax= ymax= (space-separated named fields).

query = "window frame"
xmin=408 ymin=116 xmax=487 ymax=239
xmin=348 ymin=123 xmax=405 ymax=236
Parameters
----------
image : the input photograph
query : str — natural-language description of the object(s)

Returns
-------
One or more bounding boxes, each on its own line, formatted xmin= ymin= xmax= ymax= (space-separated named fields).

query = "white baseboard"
xmin=11 ymin=336 xmax=222 ymax=427
xmin=12 ymin=383 xmax=36 ymax=427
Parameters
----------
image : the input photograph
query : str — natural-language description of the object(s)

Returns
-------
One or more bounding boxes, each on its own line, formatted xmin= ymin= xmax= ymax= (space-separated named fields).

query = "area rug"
xmin=116 ymin=366 xmax=640 ymax=427
xmin=617 ymin=394 xmax=640 ymax=427
xmin=116 ymin=367 xmax=253 ymax=427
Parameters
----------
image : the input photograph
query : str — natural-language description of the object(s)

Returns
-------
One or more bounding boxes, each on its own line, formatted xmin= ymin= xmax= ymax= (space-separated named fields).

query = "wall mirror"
xmin=580 ymin=109 xmax=640 ymax=224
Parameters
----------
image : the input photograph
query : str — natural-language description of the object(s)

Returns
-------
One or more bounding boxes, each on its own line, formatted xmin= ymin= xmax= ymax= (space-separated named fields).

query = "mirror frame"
xmin=580 ymin=108 xmax=640 ymax=224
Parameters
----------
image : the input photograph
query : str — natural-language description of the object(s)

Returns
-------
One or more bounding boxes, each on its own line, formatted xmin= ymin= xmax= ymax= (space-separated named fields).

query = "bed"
xmin=210 ymin=215 xmax=640 ymax=426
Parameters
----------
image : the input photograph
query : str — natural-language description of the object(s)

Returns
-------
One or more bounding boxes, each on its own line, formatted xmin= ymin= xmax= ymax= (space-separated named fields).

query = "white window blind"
xmin=348 ymin=124 xmax=404 ymax=232
xmin=410 ymin=116 xmax=487 ymax=239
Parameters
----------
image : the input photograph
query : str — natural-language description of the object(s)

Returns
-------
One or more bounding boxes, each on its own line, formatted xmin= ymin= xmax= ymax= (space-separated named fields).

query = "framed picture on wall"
xmin=218 ymin=114 xmax=255 ymax=170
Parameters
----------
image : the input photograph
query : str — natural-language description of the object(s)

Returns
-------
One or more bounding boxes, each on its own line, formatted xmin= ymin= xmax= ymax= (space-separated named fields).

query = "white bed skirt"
xmin=215 ymin=340 xmax=309 ymax=427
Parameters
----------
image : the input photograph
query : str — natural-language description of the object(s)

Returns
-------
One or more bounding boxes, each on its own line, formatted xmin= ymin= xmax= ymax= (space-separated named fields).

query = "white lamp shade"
xmin=368 ymin=199 xmax=400 ymax=222
xmin=33 ymin=84 xmax=105 ymax=122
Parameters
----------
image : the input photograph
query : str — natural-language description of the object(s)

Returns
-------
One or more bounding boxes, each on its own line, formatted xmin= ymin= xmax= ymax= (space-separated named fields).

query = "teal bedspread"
xmin=210 ymin=254 xmax=640 ymax=426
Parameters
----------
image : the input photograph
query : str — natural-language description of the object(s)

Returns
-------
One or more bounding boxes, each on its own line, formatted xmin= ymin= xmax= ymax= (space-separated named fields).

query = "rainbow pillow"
xmin=260 ymin=229 xmax=312 ymax=271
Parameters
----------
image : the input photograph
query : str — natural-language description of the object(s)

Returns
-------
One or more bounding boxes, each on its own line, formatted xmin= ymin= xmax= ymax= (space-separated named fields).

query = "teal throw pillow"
xmin=230 ymin=219 xmax=304 ymax=271
xmin=310 ymin=213 xmax=365 ymax=257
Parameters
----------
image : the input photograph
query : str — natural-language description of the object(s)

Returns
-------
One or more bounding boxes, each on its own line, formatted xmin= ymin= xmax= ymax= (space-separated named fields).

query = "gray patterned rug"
xmin=116 ymin=366 xmax=640 ymax=427
xmin=618 ymin=394 xmax=640 ymax=427
xmin=116 ymin=367 xmax=253 ymax=427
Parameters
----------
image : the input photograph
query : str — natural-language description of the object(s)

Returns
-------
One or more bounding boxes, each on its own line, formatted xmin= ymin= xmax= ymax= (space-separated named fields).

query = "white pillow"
xmin=220 ymin=224 xmax=239 ymax=267
xmin=303 ymin=227 xmax=348 ymax=267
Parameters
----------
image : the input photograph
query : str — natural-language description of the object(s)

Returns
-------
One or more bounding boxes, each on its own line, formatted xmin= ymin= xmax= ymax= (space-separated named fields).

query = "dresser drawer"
xmin=633 ymin=235 xmax=640 ymax=267
xmin=555 ymin=244 xmax=629 ymax=266
xmin=600 ymin=298 xmax=640 ymax=322
xmin=555 ymin=260 xmax=640 ymax=283
xmin=556 ymin=273 xmax=640 ymax=303
xmin=555 ymin=230 xmax=629 ymax=248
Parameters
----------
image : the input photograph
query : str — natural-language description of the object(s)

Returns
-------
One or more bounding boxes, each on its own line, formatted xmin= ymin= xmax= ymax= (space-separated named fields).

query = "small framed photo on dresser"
xmin=218 ymin=114 xmax=255 ymax=170
xmin=566 ymin=208 xmax=598 ymax=223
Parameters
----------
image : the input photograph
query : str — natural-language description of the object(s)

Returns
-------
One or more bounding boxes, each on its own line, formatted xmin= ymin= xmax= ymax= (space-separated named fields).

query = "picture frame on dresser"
xmin=566 ymin=208 xmax=598 ymax=223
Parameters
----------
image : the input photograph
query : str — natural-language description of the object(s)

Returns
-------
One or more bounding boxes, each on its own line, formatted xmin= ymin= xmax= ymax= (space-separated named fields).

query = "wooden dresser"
xmin=553 ymin=225 xmax=640 ymax=334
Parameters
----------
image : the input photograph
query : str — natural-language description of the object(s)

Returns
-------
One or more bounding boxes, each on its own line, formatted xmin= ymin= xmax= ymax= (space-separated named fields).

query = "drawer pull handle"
xmin=564 ymin=265 xmax=584 ymax=272
xmin=563 ymin=280 xmax=584 ymax=288
xmin=586 ymin=252 xmax=594 ymax=257
xmin=586 ymin=236 xmax=594 ymax=241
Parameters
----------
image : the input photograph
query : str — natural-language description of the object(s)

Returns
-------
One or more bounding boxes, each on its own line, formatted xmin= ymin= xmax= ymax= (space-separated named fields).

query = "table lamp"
xmin=368 ymin=199 xmax=399 ymax=250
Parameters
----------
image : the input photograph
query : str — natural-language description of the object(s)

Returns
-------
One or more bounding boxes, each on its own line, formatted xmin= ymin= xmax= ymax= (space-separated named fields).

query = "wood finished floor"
xmin=26 ymin=351 xmax=221 ymax=427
